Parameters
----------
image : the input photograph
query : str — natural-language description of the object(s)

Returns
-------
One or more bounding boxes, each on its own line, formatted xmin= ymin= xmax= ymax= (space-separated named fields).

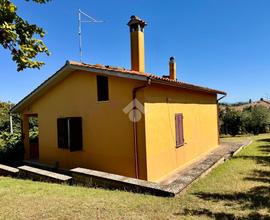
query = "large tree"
xmin=220 ymin=107 xmax=242 ymax=136
xmin=242 ymin=106 xmax=270 ymax=135
xmin=0 ymin=0 xmax=50 ymax=71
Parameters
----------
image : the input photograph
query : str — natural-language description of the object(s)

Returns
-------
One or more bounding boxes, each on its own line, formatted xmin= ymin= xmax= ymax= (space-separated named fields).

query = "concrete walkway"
xmin=160 ymin=139 xmax=252 ymax=195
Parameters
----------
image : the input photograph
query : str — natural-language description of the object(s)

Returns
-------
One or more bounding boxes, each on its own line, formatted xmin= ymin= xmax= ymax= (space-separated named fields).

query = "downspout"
xmin=217 ymin=94 xmax=227 ymax=144
xmin=132 ymin=77 xmax=151 ymax=179
xmin=217 ymin=94 xmax=226 ymax=102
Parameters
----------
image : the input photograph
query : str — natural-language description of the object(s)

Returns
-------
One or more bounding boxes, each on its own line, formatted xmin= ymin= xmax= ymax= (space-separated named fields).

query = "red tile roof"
xmin=69 ymin=60 xmax=226 ymax=95
xmin=10 ymin=60 xmax=226 ymax=113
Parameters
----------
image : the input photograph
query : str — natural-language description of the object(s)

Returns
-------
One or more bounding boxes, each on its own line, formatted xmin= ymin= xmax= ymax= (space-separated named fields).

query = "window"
xmin=96 ymin=75 xmax=109 ymax=101
xmin=57 ymin=118 xmax=68 ymax=149
xmin=175 ymin=113 xmax=184 ymax=147
xmin=57 ymin=117 xmax=83 ymax=151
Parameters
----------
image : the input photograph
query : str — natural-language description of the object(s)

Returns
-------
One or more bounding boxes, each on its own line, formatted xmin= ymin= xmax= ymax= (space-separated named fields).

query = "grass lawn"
xmin=0 ymin=134 xmax=269 ymax=219
xmin=220 ymin=134 xmax=253 ymax=143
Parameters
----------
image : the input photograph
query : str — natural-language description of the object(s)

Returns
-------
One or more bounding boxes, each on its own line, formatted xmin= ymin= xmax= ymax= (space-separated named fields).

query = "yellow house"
xmin=11 ymin=16 xmax=226 ymax=182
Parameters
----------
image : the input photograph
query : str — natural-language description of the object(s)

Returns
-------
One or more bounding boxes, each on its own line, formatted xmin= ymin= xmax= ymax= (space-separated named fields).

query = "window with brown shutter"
xmin=97 ymin=75 xmax=109 ymax=101
xmin=175 ymin=113 xmax=184 ymax=147
xmin=57 ymin=117 xmax=83 ymax=151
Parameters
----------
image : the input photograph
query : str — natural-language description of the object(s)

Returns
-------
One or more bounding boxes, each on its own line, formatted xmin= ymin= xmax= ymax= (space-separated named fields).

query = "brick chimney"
xmin=127 ymin=15 xmax=147 ymax=72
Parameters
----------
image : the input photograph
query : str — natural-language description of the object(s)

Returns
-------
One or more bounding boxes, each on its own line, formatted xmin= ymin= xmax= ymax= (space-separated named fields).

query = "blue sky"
xmin=1 ymin=0 xmax=270 ymax=103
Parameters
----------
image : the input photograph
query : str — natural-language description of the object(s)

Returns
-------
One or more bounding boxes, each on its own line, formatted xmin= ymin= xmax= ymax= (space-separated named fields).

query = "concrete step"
xmin=0 ymin=164 xmax=19 ymax=177
xmin=71 ymin=167 xmax=175 ymax=197
xmin=18 ymin=165 xmax=72 ymax=184
xmin=23 ymin=160 xmax=71 ymax=176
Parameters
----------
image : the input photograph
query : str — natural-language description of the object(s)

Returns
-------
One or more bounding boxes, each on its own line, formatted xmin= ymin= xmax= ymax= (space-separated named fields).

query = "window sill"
xmin=58 ymin=148 xmax=83 ymax=152
xmin=176 ymin=143 xmax=185 ymax=148
xmin=96 ymin=100 xmax=110 ymax=104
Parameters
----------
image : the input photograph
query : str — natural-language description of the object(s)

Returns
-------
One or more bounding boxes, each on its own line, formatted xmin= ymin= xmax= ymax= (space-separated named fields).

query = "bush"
xmin=220 ymin=107 xmax=242 ymax=136
xmin=29 ymin=126 xmax=39 ymax=143
xmin=219 ymin=105 xmax=270 ymax=136
xmin=241 ymin=106 xmax=270 ymax=135
xmin=0 ymin=132 xmax=24 ymax=164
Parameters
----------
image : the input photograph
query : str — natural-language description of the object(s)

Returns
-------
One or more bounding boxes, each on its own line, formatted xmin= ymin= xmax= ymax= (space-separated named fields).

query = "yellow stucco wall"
xmin=21 ymin=70 xmax=220 ymax=182
xmin=130 ymin=31 xmax=145 ymax=72
xmin=23 ymin=70 xmax=147 ymax=180
xmin=144 ymin=84 xmax=219 ymax=182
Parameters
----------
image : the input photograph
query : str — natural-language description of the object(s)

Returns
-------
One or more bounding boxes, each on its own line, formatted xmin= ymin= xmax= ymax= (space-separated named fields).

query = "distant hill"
xmin=220 ymin=99 xmax=270 ymax=111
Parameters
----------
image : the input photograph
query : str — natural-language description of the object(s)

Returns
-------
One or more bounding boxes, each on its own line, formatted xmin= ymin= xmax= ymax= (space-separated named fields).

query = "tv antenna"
xmin=78 ymin=9 xmax=104 ymax=62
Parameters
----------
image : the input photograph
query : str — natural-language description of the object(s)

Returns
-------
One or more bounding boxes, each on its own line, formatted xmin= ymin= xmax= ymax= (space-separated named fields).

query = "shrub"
xmin=219 ymin=105 xmax=270 ymax=136
xmin=0 ymin=132 xmax=24 ymax=164
xmin=29 ymin=127 xmax=39 ymax=143
xmin=220 ymin=107 xmax=242 ymax=136
xmin=241 ymin=106 xmax=270 ymax=135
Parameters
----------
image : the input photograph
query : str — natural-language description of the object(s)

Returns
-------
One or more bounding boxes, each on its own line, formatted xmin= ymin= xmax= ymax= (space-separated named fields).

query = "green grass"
xmin=220 ymin=134 xmax=252 ymax=143
xmin=0 ymin=134 xmax=270 ymax=219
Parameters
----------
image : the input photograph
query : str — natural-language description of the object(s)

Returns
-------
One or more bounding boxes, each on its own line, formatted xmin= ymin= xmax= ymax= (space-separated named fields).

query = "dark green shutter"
xmin=69 ymin=117 xmax=83 ymax=152
xmin=97 ymin=75 xmax=109 ymax=101
xmin=57 ymin=118 xmax=68 ymax=149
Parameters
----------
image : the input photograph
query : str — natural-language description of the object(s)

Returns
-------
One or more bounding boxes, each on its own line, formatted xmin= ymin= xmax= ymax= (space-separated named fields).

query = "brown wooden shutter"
xmin=57 ymin=118 xmax=68 ymax=149
xmin=175 ymin=113 xmax=184 ymax=147
xmin=69 ymin=117 xmax=83 ymax=152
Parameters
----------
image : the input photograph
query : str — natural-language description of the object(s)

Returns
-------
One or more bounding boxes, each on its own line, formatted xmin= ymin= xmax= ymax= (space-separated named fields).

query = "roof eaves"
xmin=68 ymin=62 xmax=148 ymax=82
xmin=10 ymin=62 xmax=73 ymax=114
xmin=69 ymin=61 xmax=226 ymax=95
xmin=150 ymin=77 xmax=226 ymax=95
xmin=11 ymin=60 xmax=226 ymax=113
xmin=262 ymin=100 xmax=270 ymax=105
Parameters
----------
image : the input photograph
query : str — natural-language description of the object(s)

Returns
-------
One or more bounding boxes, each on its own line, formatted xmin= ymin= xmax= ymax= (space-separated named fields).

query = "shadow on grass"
xmin=234 ymin=144 xmax=270 ymax=166
xmin=193 ymin=186 xmax=270 ymax=210
xmin=245 ymin=170 xmax=270 ymax=184
xmin=175 ymin=138 xmax=270 ymax=219
xmin=257 ymin=138 xmax=270 ymax=143
xmin=258 ymin=145 xmax=270 ymax=154
xmin=178 ymin=209 xmax=270 ymax=220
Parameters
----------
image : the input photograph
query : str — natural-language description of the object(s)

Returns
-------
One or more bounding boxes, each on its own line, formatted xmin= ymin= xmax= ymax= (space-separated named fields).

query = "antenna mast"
xmin=78 ymin=9 xmax=104 ymax=62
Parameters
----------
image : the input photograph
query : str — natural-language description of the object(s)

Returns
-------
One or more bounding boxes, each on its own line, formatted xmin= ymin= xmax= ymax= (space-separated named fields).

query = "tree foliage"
xmin=0 ymin=0 xmax=51 ymax=71
xmin=0 ymin=100 xmax=39 ymax=163
xmin=241 ymin=106 xmax=270 ymax=135
xmin=0 ymin=131 xmax=24 ymax=163
xmin=0 ymin=101 xmax=14 ymax=132
xmin=220 ymin=107 xmax=242 ymax=136
xmin=220 ymin=105 xmax=270 ymax=136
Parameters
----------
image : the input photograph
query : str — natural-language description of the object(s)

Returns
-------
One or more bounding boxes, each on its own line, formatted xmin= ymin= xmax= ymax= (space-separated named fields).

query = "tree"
xmin=220 ymin=106 xmax=242 ymax=136
xmin=0 ymin=0 xmax=51 ymax=71
xmin=0 ymin=101 xmax=13 ymax=132
xmin=241 ymin=106 xmax=270 ymax=135
xmin=0 ymin=101 xmax=21 ymax=133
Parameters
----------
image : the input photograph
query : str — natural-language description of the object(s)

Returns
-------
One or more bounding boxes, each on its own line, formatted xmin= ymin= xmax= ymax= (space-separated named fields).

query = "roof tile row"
xmin=69 ymin=60 xmax=226 ymax=95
